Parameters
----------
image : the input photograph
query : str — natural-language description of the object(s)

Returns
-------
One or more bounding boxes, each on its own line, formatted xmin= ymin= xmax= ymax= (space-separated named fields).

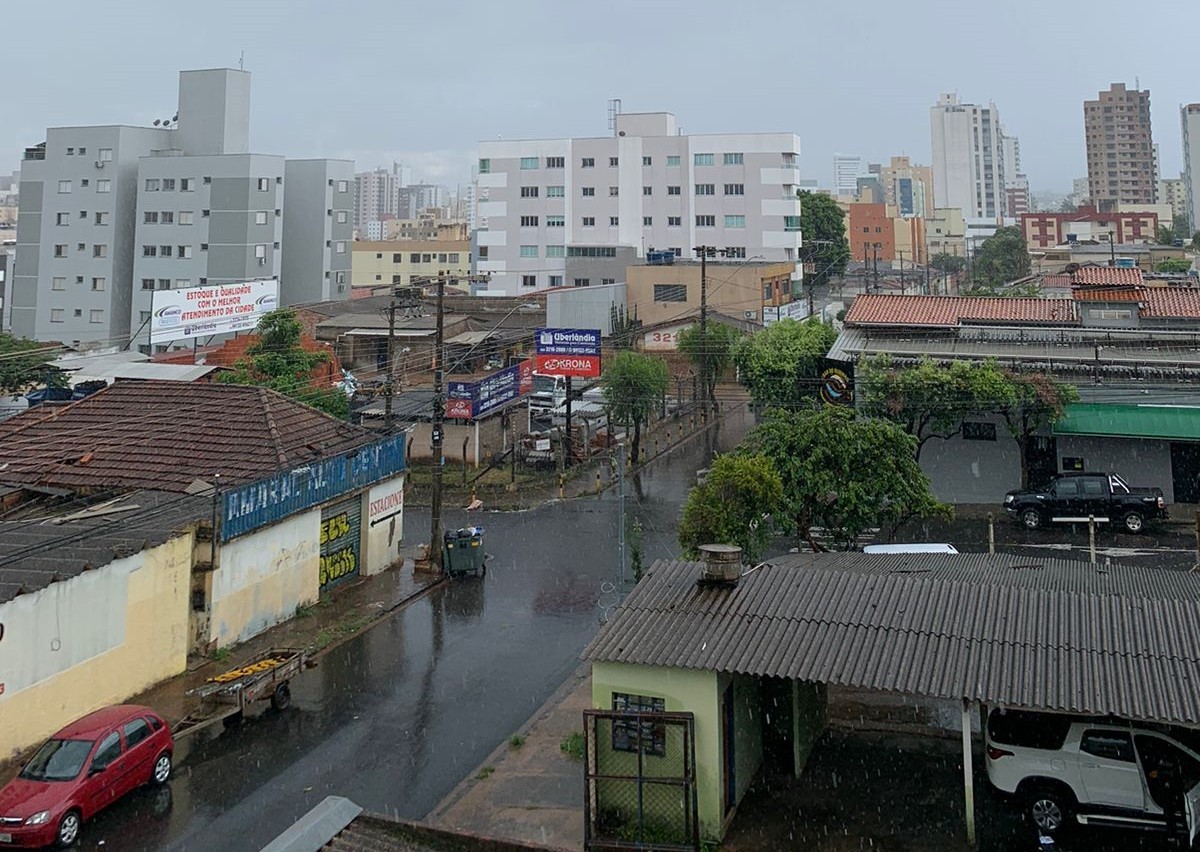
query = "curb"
xmin=307 ymin=572 xmax=449 ymax=663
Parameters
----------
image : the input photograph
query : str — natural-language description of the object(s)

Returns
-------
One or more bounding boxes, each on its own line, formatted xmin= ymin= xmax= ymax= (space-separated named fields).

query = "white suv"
xmin=986 ymin=709 xmax=1200 ymax=841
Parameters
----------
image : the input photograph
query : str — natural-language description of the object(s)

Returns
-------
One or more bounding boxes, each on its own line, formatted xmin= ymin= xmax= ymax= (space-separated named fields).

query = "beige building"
xmin=1085 ymin=83 xmax=1156 ymax=209
xmin=362 ymin=214 xmax=469 ymax=242
xmin=352 ymin=239 xmax=472 ymax=290
xmin=879 ymin=156 xmax=935 ymax=218
xmin=625 ymin=259 xmax=796 ymax=327
xmin=1157 ymin=178 xmax=1187 ymax=226
xmin=925 ymin=207 xmax=966 ymax=259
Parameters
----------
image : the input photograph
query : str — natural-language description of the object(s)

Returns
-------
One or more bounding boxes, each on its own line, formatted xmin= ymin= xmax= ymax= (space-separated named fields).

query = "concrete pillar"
xmin=962 ymin=699 xmax=977 ymax=846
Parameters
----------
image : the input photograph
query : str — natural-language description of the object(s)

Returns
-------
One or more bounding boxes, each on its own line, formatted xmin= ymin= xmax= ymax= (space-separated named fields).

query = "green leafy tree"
xmin=971 ymin=226 xmax=1031 ymax=288
xmin=731 ymin=317 xmax=836 ymax=410
xmin=678 ymin=453 xmax=783 ymax=563
xmin=0 ymin=336 xmax=67 ymax=394
xmin=601 ymin=351 xmax=669 ymax=462
xmin=1058 ymin=199 xmax=1077 ymax=213
xmin=1172 ymin=215 xmax=1191 ymax=241
xmin=797 ymin=191 xmax=850 ymax=287
xmin=1157 ymin=225 xmax=1177 ymax=246
xmin=744 ymin=407 xmax=948 ymax=550
xmin=1155 ymin=258 xmax=1192 ymax=273
xmin=998 ymin=372 xmax=1079 ymax=489
xmin=677 ymin=322 xmax=740 ymax=407
xmin=217 ymin=309 xmax=349 ymax=419
xmin=930 ymin=253 xmax=967 ymax=274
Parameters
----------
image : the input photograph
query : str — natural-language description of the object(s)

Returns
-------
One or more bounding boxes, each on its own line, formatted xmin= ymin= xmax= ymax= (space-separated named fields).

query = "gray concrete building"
xmin=281 ymin=159 xmax=354 ymax=305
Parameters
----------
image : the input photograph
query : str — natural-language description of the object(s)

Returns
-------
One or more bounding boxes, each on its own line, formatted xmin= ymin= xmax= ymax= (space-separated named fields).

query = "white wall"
xmin=1056 ymin=436 xmax=1176 ymax=503
xmin=363 ymin=474 xmax=405 ymax=575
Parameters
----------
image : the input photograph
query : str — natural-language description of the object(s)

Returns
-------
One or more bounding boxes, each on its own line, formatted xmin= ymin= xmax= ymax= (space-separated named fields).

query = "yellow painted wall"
xmin=211 ymin=510 xmax=319 ymax=647
xmin=0 ymin=534 xmax=193 ymax=759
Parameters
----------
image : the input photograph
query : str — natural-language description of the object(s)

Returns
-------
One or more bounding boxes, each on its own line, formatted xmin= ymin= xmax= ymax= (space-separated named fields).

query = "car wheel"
xmin=1028 ymin=788 xmax=1072 ymax=834
xmin=271 ymin=682 xmax=292 ymax=711
xmin=55 ymin=810 xmax=81 ymax=848
xmin=1123 ymin=511 xmax=1145 ymax=534
xmin=151 ymin=751 xmax=172 ymax=785
xmin=1021 ymin=508 xmax=1043 ymax=530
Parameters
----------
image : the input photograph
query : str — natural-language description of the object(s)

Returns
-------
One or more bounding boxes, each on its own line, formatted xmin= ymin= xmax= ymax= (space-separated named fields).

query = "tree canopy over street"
xmin=677 ymin=322 xmax=740 ymax=408
xmin=797 ymin=191 xmax=850 ymax=287
xmin=678 ymin=453 xmax=782 ymax=562
xmin=0 ymin=335 xmax=65 ymax=394
xmin=601 ymin=350 xmax=669 ymax=462
xmin=731 ymin=317 xmax=836 ymax=410
xmin=969 ymin=226 xmax=1031 ymax=288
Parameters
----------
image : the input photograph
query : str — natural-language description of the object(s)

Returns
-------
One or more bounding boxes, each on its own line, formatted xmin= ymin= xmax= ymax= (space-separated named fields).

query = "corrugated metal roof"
xmin=583 ymin=553 xmax=1200 ymax=724
xmin=1053 ymin=403 xmax=1200 ymax=440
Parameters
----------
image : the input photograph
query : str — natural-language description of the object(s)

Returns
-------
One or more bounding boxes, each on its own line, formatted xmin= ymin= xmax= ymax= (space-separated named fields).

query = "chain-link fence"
xmin=584 ymin=709 xmax=698 ymax=851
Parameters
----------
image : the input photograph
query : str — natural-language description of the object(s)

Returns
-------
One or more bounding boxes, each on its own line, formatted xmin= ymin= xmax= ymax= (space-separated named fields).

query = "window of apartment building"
xmin=582 ymin=216 xmax=595 ymax=226
xmin=666 ymin=155 xmax=680 ymax=166
xmin=602 ymin=278 xmax=616 ymax=286
xmin=654 ymin=284 xmax=687 ymax=302
xmin=521 ymin=186 xmax=539 ymax=198
xmin=93 ymin=244 xmax=107 ymax=258
xmin=157 ymin=278 xmax=171 ymax=290
xmin=202 ymin=209 xmax=210 ymax=217
xmin=670 ymin=247 xmax=682 ymax=256
xmin=253 ymin=177 xmax=268 ymax=191
xmin=520 ymin=215 xmax=539 ymax=227
xmin=200 ymin=243 xmax=208 ymax=251
xmin=725 ymin=246 xmax=746 ymax=258
xmin=609 ymin=186 xmax=619 ymax=197
xmin=566 ymin=246 xmax=618 ymax=257
xmin=51 ymin=277 xmax=66 ymax=291
xmin=549 ymin=275 xmax=563 ymax=287
xmin=724 ymin=183 xmax=744 ymax=196
xmin=203 ymin=176 xmax=212 ymax=184
xmin=784 ymin=216 xmax=801 ymax=232
xmin=668 ymin=216 xmax=681 ymax=227
xmin=696 ymin=215 xmax=716 ymax=227
xmin=609 ymin=157 xmax=619 ymax=167
xmin=79 ymin=210 xmax=87 ymax=218
xmin=478 ymin=158 xmax=490 ymax=174
xmin=642 ymin=156 xmax=652 ymax=166
xmin=175 ymin=279 xmax=191 ymax=289
xmin=95 ymin=212 xmax=109 ymax=225
xmin=145 ymin=179 xmax=160 ymax=192
xmin=178 ymin=245 xmax=193 ymax=259
xmin=335 ymin=241 xmax=346 ymax=253
xmin=255 ymin=245 xmax=267 ymax=260
xmin=55 ymin=212 xmax=69 ymax=226
xmin=336 ymin=210 xmax=348 ymax=223
xmin=180 ymin=178 xmax=194 ymax=192
xmin=178 ymin=211 xmax=193 ymax=225
xmin=160 ymin=211 xmax=174 ymax=224
xmin=80 ymin=179 xmax=88 ymax=187
xmin=520 ymin=245 xmax=538 ymax=258
xmin=91 ymin=277 xmax=105 ymax=291
xmin=643 ymin=186 xmax=652 ymax=196
xmin=78 ymin=147 xmax=86 ymax=155
xmin=98 ymin=148 xmax=112 ymax=162
xmin=694 ymin=153 xmax=714 ymax=166
xmin=546 ymin=185 xmax=565 ymax=197
xmin=546 ymin=215 xmax=564 ymax=227
xmin=141 ymin=278 xmax=155 ymax=290
xmin=255 ymin=211 xmax=268 ymax=225
xmin=449 ymin=253 xmax=460 ymax=263
xmin=581 ymin=157 xmax=595 ymax=168
xmin=582 ymin=187 xmax=595 ymax=197
xmin=74 ymin=275 xmax=83 ymax=285
xmin=573 ymin=278 xmax=590 ymax=287
xmin=73 ymin=308 xmax=82 ymax=317
xmin=96 ymin=180 xmax=111 ymax=193
xmin=609 ymin=216 xmax=619 ymax=226
xmin=89 ymin=309 xmax=103 ymax=324
xmin=58 ymin=180 xmax=71 ymax=193
xmin=161 ymin=178 xmax=176 ymax=191
xmin=546 ymin=156 xmax=565 ymax=168
xmin=725 ymin=215 xmax=746 ymax=228
xmin=521 ymin=275 xmax=537 ymax=288
xmin=723 ymin=152 xmax=744 ymax=165
xmin=76 ymin=242 xmax=85 ymax=251
xmin=50 ymin=309 xmax=64 ymax=323
xmin=144 ymin=211 xmax=159 ymax=224
xmin=54 ymin=244 xmax=67 ymax=257
xmin=546 ymin=245 xmax=566 ymax=257
xmin=695 ymin=183 xmax=715 ymax=195
xmin=520 ymin=157 xmax=539 ymax=169
xmin=667 ymin=185 xmax=681 ymax=195
xmin=66 ymin=147 xmax=74 ymax=155
xmin=410 ymin=253 xmax=422 ymax=263
xmin=643 ymin=216 xmax=652 ymax=227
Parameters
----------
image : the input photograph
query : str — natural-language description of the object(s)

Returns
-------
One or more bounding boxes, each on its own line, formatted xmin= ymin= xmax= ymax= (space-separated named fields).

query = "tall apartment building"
xmin=1158 ymin=176 xmax=1187 ymax=228
xmin=1084 ymin=83 xmax=1156 ymax=210
xmin=1182 ymin=104 xmax=1200 ymax=232
xmin=474 ymin=111 xmax=802 ymax=297
xmin=281 ymin=159 xmax=354 ymax=304
xmin=930 ymin=93 xmax=1006 ymax=218
xmin=15 ymin=69 xmax=352 ymax=349
xmin=396 ymin=184 xmax=447 ymax=219
xmin=833 ymin=154 xmax=863 ymax=198
xmin=354 ymin=165 xmax=403 ymax=228
xmin=879 ymin=156 xmax=934 ymax=217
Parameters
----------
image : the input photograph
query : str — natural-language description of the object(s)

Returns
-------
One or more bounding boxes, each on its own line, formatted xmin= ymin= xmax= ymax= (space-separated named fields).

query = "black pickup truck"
xmin=1004 ymin=472 xmax=1167 ymax=533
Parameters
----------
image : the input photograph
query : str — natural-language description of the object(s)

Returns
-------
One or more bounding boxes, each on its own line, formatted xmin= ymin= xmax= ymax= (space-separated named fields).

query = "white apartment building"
xmin=354 ymin=165 xmax=403 ymax=228
xmin=930 ymin=93 xmax=1007 ymax=218
xmin=1182 ymin=104 xmax=1200 ymax=232
xmin=474 ymin=112 xmax=802 ymax=296
xmin=832 ymin=154 xmax=863 ymax=198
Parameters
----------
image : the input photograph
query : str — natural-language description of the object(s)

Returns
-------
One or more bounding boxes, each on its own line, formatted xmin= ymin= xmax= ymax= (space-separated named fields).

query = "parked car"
xmin=0 ymin=705 xmax=172 ymax=848
xmin=1003 ymin=472 xmax=1167 ymax=533
xmin=986 ymin=708 xmax=1200 ymax=840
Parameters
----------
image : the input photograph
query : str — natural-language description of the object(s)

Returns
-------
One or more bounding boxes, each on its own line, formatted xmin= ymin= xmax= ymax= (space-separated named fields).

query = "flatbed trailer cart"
xmin=173 ymin=647 xmax=311 ymax=738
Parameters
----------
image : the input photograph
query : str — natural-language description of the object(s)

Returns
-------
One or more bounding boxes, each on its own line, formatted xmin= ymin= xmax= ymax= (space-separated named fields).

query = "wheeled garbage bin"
xmin=443 ymin=526 xmax=486 ymax=577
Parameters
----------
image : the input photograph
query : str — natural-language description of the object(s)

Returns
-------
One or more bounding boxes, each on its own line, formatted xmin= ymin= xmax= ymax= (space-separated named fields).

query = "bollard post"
xmin=595 ymin=468 xmax=601 ymax=492
xmin=1089 ymin=515 xmax=1097 ymax=564
xmin=559 ymin=474 xmax=564 ymax=499
xmin=655 ymin=438 xmax=659 ymax=457
xmin=987 ymin=513 xmax=995 ymax=555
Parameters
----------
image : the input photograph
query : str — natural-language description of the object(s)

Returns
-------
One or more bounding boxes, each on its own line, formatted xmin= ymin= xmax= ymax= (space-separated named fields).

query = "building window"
xmin=546 ymin=185 xmax=565 ymax=197
xmin=522 ymin=275 xmax=537 ymax=288
xmin=784 ymin=216 xmax=802 ymax=232
xmin=582 ymin=187 xmax=595 ymax=197
xmin=573 ymin=278 xmax=590 ymax=287
xmin=250 ymin=210 xmax=267 ymax=225
xmin=56 ymin=179 xmax=74 ymax=194
xmin=93 ymin=244 xmax=107 ymax=258
xmin=53 ymin=244 xmax=68 ymax=258
xmin=667 ymin=185 xmax=681 ymax=196
xmin=695 ymin=183 xmax=715 ymax=196
xmin=581 ymin=157 xmax=595 ymax=168
xmin=546 ymin=215 xmax=564 ymax=227
xmin=609 ymin=186 xmax=619 ymax=197
xmin=520 ymin=245 xmax=539 ymax=258
xmin=520 ymin=186 xmax=539 ymax=198
xmin=161 ymin=178 xmax=176 ymax=191
xmin=566 ymin=246 xmax=617 ymax=257
xmin=609 ymin=216 xmax=619 ymax=226
xmin=335 ymin=241 xmax=346 ymax=253
xmin=726 ymin=246 xmax=746 ymax=258
xmin=255 ymin=244 xmax=267 ymax=259
xmin=643 ymin=216 xmax=653 ymax=227
xmin=410 ymin=253 xmax=421 ymax=263
xmin=98 ymin=147 xmax=112 ymax=162
xmin=724 ymin=183 xmax=744 ymax=196
xmin=606 ymin=156 xmax=617 ymax=167
xmin=160 ymin=211 xmax=174 ymax=224
xmin=1091 ymin=308 xmax=1133 ymax=320
xmin=643 ymin=186 xmax=652 ymax=196
xmin=478 ymin=158 xmax=491 ymax=174
xmin=158 ymin=278 xmax=171 ymax=290
xmin=642 ymin=156 xmax=652 ymax=166
xmin=668 ymin=216 xmax=681 ymax=227
xmin=141 ymin=278 xmax=155 ymax=290
xmin=145 ymin=179 xmax=160 ymax=192
xmin=602 ymin=278 xmax=616 ymax=286
xmin=256 ymin=177 xmax=269 ymax=191
xmin=520 ymin=157 xmax=539 ymax=169
xmin=694 ymin=153 xmax=714 ymax=166
xmin=549 ymin=275 xmax=563 ymax=287
xmin=696 ymin=215 xmax=716 ymax=227
xmin=80 ymin=179 xmax=88 ymax=187
xmin=95 ymin=212 xmax=109 ymax=225
xmin=56 ymin=212 xmax=69 ymax=226
xmin=547 ymin=245 xmax=566 ymax=257
xmin=336 ymin=210 xmax=348 ymax=223
xmin=52 ymin=277 xmax=66 ymax=291
xmin=546 ymin=156 xmax=565 ymax=168
xmin=652 ymin=284 xmax=688 ymax=303
xmin=449 ymin=253 xmax=460 ymax=263
xmin=139 ymin=311 xmax=151 ymax=324
xmin=180 ymin=178 xmax=194 ymax=192
xmin=89 ymin=309 xmax=103 ymax=323
xmin=521 ymin=215 xmax=539 ymax=227
xmin=725 ymin=215 xmax=746 ymax=228
xmin=50 ymin=308 xmax=64 ymax=323
xmin=91 ymin=277 xmax=105 ymax=291
xmin=144 ymin=211 xmax=159 ymax=225
xmin=962 ymin=422 xmax=997 ymax=441
xmin=724 ymin=152 xmax=744 ymax=165
xmin=178 ymin=245 xmax=193 ymax=259
xmin=178 ymin=211 xmax=194 ymax=225
xmin=582 ymin=216 xmax=595 ymax=227
xmin=66 ymin=147 xmax=74 ymax=155
xmin=666 ymin=155 xmax=680 ymax=166
xmin=96 ymin=180 xmax=111 ymax=193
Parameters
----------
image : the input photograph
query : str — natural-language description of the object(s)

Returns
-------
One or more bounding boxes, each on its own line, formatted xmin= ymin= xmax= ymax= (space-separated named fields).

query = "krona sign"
xmin=534 ymin=327 xmax=601 ymax=378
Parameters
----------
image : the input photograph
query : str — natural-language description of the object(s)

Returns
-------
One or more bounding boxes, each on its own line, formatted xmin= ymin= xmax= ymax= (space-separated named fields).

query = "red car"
xmin=0 ymin=705 xmax=172 ymax=848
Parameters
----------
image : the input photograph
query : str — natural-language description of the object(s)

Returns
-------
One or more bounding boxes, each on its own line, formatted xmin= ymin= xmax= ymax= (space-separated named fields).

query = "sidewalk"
xmin=427 ymin=666 xmax=591 ymax=851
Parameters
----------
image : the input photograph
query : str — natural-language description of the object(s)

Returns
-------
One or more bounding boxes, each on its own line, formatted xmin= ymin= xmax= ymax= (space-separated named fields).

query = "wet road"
xmin=75 ymin=411 xmax=749 ymax=852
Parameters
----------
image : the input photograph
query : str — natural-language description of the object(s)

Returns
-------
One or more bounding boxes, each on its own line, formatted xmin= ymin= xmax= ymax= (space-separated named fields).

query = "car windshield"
xmin=19 ymin=738 xmax=94 ymax=781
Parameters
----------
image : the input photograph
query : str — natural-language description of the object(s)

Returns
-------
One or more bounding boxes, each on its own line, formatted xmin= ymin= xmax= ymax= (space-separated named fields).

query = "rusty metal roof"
xmin=583 ymin=553 xmax=1200 ymax=725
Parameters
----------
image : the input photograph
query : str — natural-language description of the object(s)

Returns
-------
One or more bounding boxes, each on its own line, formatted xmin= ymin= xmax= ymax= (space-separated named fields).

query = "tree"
xmin=930 ymin=252 xmax=967 ymax=274
xmin=217 ymin=309 xmax=349 ymax=419
xmin=998 ymin=372 xmax=1079 ymax=489
xmin=678 ymin=454 xmax=783 ymax=563
xmin=744 ymin=407 xmax=948 ymax=550
xmin=601 ymin=351 xmax=669 ymax=462
xmin=0 ymin=335 xmax=66 ymax=394
xmin=797 ymin=191 xmax=850 ymax=288
xmin=1156 ymin=258 xmax=1193 ymax=274
xmin=1157 ymin=225 xmax=1177 ymax=246
xmin=731 ymin=317 xmax=836 ymax=410
xmin=971 ymin=226 xmax=1031 ymax=288
xmin=677 ymin=322 xmax=740 ymax=407
xmin=858 ymin=357 xmax=1016 ymax=460
xmin=1058 ymin=198 xmax=1077 ymax=213
xmin=1173 ymin=214 xmax=1191 ymax=241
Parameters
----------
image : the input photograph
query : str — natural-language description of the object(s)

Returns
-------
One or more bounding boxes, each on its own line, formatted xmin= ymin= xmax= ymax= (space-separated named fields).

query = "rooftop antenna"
xmin=239 ymin=51 xmax=245 ymax=71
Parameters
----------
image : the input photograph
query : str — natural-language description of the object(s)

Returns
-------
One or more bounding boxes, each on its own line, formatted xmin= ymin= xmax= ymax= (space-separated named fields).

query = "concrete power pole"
xmin=429 ymin=272 xmax=447 ymax=573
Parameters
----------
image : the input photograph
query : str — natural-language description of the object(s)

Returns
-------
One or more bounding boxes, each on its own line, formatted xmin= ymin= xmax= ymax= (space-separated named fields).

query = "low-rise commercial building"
xmin=351 ymin=240 xmax=471 ymax=292
xmin=624 ymin=259 xmax=796 ymax=328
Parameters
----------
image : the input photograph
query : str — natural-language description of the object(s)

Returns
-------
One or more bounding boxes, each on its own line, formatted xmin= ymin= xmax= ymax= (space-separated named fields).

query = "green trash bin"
xmin=443 ymin=527 xmax=486 ymax=577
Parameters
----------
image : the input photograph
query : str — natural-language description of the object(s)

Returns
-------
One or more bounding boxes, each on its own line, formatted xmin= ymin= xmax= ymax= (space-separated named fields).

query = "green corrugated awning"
xmin=1053 ymin=403 xmax=1200 ymax=441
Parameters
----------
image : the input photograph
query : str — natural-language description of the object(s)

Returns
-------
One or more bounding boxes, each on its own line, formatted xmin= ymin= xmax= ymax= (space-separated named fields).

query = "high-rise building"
xmin=354 ymin=166 xmax=402 ymax=229
xmin=1182 ymin=104 xmax=1200 ymax=232
xmin=833 ymin=154 xmax=863 ymax=198
xmin=1084 ymin=83 xmax=1156 ymax=210
xmin=14 ymin=69 xmax=352 ymax=349
xmin=396 ymin=184 xmax=448 ymax=219
xmin=474 ymin=111 xmax=802 ymax=296
xmin=879 ymin=156 xmax=934 ymax=217
xmin=281 ymin=159 xmax=354 ymax=304
xmin=1158 ymin=176 xmax=1187 ymax=228
xmin=930 ymin=93 xmax=1006 ymax=218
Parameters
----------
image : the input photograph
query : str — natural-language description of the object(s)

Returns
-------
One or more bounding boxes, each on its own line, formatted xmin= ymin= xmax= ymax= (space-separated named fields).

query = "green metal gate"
xmin=319 ymin=496 xmax=362 ymax=593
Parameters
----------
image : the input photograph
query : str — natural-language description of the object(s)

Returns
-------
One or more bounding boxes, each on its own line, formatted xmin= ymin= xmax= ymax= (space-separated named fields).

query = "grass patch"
xmin=294 ymin=604 xmax=315 ymax=619
xmin=508 ymin=734 xmax=525 ymax=748
xmin=560 ymin=731 xmax=584 ymax=760
xmin=313 ymin=614 xmax=372 ymax=651
xmin=210 ymin=646 xmax=231 ymax=662
xmin=475 ymin=765 xmax=494 ymax=780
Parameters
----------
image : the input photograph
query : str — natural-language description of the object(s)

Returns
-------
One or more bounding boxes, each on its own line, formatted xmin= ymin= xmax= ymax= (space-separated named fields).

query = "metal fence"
xmin=584 ymin=709 xmax=698 ymax=852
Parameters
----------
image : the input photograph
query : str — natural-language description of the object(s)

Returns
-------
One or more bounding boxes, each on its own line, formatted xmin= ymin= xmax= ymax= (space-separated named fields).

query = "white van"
xmin=862 ymin=543 xmax=959 ymax=554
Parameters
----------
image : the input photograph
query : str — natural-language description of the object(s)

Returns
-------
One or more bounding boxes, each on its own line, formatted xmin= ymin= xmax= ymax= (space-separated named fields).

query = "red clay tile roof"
xmin=1071 ymin=286 xmax=1146 ymax=302
xmin=1070 ymin=267 xmax=1144 ymax=286
xmin=1041 ymin=274 xmax=1073 ymax=288
xmin=0 ymin=381 xmax=372 ymax=493
xmin=844 ymin=295 xmax=1078 ymax=327
xmin=154 ymin=332 xmax=343 ymax=384
xmin=1142 ymin=289 xmax=1200 ymax=319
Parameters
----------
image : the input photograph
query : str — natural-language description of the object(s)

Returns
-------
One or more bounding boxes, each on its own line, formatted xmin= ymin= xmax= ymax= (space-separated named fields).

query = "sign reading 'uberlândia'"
xmin=534 ymin=327 xmax=601 ymax=378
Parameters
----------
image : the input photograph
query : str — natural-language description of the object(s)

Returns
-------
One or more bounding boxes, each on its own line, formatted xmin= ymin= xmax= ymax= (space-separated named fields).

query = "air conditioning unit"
xmin=257 ymin=257 xmax=266 ymax=266
xmin=744 ymin=310 xmax=756 ymax=320
xmin=94 ymin=161 xmax=104 ymax=169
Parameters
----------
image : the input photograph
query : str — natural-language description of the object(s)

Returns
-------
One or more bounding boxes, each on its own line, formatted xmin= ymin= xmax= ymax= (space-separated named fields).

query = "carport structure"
xmin=583 ymin=552 xmax=1200 ymax=847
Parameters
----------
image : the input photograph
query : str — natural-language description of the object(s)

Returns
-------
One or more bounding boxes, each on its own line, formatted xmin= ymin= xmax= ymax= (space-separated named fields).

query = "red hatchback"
xmin=0 ymin=705 xmax=172 ymax=848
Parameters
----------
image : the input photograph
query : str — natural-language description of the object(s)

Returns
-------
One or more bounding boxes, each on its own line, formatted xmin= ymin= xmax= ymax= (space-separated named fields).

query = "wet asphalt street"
xmin=70 ymin=413 xmax=748 ymax=852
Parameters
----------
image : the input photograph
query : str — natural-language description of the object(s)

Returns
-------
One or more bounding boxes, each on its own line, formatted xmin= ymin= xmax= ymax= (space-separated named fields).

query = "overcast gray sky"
xmin=6 ymin=0 xmax=1198 ymax=193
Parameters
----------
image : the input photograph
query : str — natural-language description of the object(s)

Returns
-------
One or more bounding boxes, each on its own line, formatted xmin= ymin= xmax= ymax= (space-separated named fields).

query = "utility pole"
xmin=1108 ymin=230 xmax=1116 ymax=266
xmin=383 ymin=299 xmax=398 ymax=431
xmin=898 ymin=249 xmax=905 ymax=295
xmin=872 ymin=245 xmax=880 ymax=293
xmin=617 ymin=442 xmax=626 ymax=587
xmin=693 ymin=245 xmax=711 ymax=411
xmin=429 ymin=271 xmax=447 ymax=573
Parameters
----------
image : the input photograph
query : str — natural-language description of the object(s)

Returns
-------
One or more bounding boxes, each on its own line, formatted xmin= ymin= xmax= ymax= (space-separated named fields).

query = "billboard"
xmin=150 ymin=279 xmax=280 ymax=344
xmin=534 ymin=327 xmax=601 ymax=378
xmin=446 ymin=360 xmax=533 ymax=420
xmin=819 ymin=359 xmax=855 ymax=407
